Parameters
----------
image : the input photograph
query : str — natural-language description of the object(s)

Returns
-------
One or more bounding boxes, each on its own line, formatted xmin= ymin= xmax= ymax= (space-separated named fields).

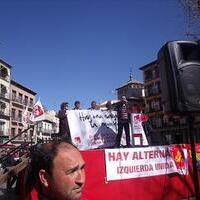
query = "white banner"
xmin=105 ymin=146 xmax=188 ymax=181
xmin=68 ymin=110 xmax=118 ymax=150
xmin=68 ymin=111 xmax=148 ymax=150
xmin=131 ymin=114 xmax=148 ymax=146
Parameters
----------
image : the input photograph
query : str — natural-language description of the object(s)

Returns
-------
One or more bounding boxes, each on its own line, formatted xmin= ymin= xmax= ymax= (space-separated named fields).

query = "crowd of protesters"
xmin=57 ymin=97 xmax=133 ymax=148
xmin=2 ymin=96 xmax=142 ymax=199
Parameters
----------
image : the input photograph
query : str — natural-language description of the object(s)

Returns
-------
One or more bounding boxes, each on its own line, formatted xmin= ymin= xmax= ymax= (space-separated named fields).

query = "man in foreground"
xmin=25 ymin=141 xmax=85 ymax=200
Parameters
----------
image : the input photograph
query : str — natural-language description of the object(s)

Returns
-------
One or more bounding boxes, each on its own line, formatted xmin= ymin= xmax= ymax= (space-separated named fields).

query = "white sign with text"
xmin=68 ymin=110 xmax=118 ymax=149
xmin=105 ymin=146 xmax=188 ymax=181
xmin=68 ymin=110 xmax=148 ymax=150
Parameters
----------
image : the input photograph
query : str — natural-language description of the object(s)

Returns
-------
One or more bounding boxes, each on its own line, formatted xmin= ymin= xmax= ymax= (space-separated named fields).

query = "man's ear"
xmin=39 ymin=169 xmax=50 ymax=188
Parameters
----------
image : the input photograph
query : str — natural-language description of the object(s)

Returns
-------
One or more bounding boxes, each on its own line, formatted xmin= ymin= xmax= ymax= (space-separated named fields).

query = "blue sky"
xmin=0 ymin=0 xmax=189 ymax=110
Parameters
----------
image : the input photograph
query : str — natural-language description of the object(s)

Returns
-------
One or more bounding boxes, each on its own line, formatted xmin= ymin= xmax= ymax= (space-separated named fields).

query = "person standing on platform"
xmin=57 ymin=102 xmax=71 ymax=142
xmin=114 ymin=96 xmax=131 ymax=148
xmin=73 ymin=101 xmax=81 ymax=110
xmin=25 ymin=141 xmax=86 ymax=200
xmin=105 ymin=101 xmax=113 ymax=111
xmin=89 ymin=101 xmax=99 ymax=110
xmin=105 ymin=101 xmax=115 ymax=118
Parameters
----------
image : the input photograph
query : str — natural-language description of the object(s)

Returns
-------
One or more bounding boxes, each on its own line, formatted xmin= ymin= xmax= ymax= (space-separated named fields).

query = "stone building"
xmin=116 ymin=73 xmax=144 ymax=113
xmin=10 ymin=80 xmax=36 ymax=143
xmin=0 ymin=59 xmax=12 ymax=142
xmin=140 ymin=60 xmax=200 ymax=144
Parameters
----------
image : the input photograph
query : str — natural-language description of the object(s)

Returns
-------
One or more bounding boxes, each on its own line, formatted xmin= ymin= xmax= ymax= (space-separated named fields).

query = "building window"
xmin=0 ymin=84 xmax=7 ymax=98
xmin=152 ymin=83 xmax=159 ymax=94
xmin=19 ymin=93 xmax=23 ymax=104
xmin=0 ymin=66 xmax=8 ymax=80
xmin=18 ymin=128 xmax=22 ymax=134
xmin=155 ymin=67 xmax=159 ymax=78
xmin=18 ymin=128 xmax=22 ymax=139
xmin=0 ymin=121 xmax=5 ymax=135
xmin=131 ymin=84 xmax=135 ymax=88
xmin=144 ymin=70 xmax=152 ymax=81
xmin=0 ymin=102 xmax=6 ymax=114
xmin=145 ymin=103 xmax=150 ymax=113
xmin=30 ymin=129 xmax=33 ymax=137
xmin=11 ymin=108 xmax=16 ymax=120
xmin=30 ymin=98 xmax=33 ymax=107
xmin=24 ymin=96 xmax=28 ymax=105
xmin=150 ymin=100 xmax=161 ymax=111
xmin=18 ymin=110 xmax=22 ymax=122
xmin=12 ymin=90 xmax=16 ymax=101
xmin=11 ymin=128 xmax=15 ymax=137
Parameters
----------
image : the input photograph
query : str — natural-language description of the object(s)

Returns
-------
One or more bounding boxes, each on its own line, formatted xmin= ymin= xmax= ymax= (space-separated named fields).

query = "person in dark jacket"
xmin=114 ymin=96 xmax=131 ymax=148
xmin=57 ymin=102 xmax=71 ymax=142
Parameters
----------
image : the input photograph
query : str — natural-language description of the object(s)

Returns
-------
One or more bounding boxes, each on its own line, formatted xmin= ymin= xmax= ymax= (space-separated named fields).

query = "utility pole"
xmin=187 ymin=115 xmax=200 ymax=199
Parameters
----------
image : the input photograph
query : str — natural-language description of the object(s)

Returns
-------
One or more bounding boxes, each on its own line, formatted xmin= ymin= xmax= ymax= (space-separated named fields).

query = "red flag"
xmin=140 ymin=114 xmax=149 ymax=122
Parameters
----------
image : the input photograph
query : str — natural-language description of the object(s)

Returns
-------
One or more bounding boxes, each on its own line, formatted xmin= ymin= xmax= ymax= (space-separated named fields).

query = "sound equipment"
xmin=158 ymin=40 xmax=200 ymax=112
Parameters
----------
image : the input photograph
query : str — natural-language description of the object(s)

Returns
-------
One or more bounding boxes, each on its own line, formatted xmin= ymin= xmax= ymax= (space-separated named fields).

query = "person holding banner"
xmin=73 ymin=101 xmax=81 ymax=110
xmin=89 ymin=100 xmax=99 ymax=110
xmin=105 ymin=101 xmax=113 ymax=111
xmin=114 ymin=96 xmax=131 ymax=148
xmin=57 ymin=102 xmax=71 ymax=142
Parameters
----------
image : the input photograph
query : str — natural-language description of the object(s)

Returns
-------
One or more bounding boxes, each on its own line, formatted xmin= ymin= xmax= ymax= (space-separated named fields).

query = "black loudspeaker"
xmin=158 ymin=40 xmax=200 ymax=112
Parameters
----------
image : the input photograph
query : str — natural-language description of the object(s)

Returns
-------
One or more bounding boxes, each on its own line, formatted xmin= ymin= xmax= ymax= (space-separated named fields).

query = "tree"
xmin=179 ymin=0 xmax=200 ymax=39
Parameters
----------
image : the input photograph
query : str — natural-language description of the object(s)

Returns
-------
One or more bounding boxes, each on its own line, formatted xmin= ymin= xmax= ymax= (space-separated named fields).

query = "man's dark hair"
xmin=25 ymin=140 xmax=76 ymax=196
xmin=74 ymin=101 xmax=80 ymax=106
xmin=60 ymin=102 xmax=68 ymax=110
xmin=91 ymin=100 xmax=96 ymax=104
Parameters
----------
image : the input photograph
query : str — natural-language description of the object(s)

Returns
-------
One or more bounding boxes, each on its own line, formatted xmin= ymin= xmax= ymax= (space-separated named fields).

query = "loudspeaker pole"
xmin=187 ymin=114 xmax=200 ymax=199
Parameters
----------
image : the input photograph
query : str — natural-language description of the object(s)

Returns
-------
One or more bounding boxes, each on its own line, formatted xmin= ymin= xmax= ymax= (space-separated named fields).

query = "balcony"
xmin=145 ymin=87 xmax=161 ymax=97
xmin=0 ymin=129 xmax=9 ymax=136
xmin=11 ymin=116 xmax=22 ymax=123
xmin=12 ymin=96 xmax=23 ymax=104
xmin=0 ymin=92 xmax=10 ymax=100
xmin=24 ymin=100 xmax=34 ymax=108
xmin=0 ymin=109 xmax=10 ymax=116
xmin=12 ymin=96 xmax=34 ymax=108
xmin=0 ymin=75 xmax=10 ymax=82
xmin=38 ymin=128 xmax=54 ymax=134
